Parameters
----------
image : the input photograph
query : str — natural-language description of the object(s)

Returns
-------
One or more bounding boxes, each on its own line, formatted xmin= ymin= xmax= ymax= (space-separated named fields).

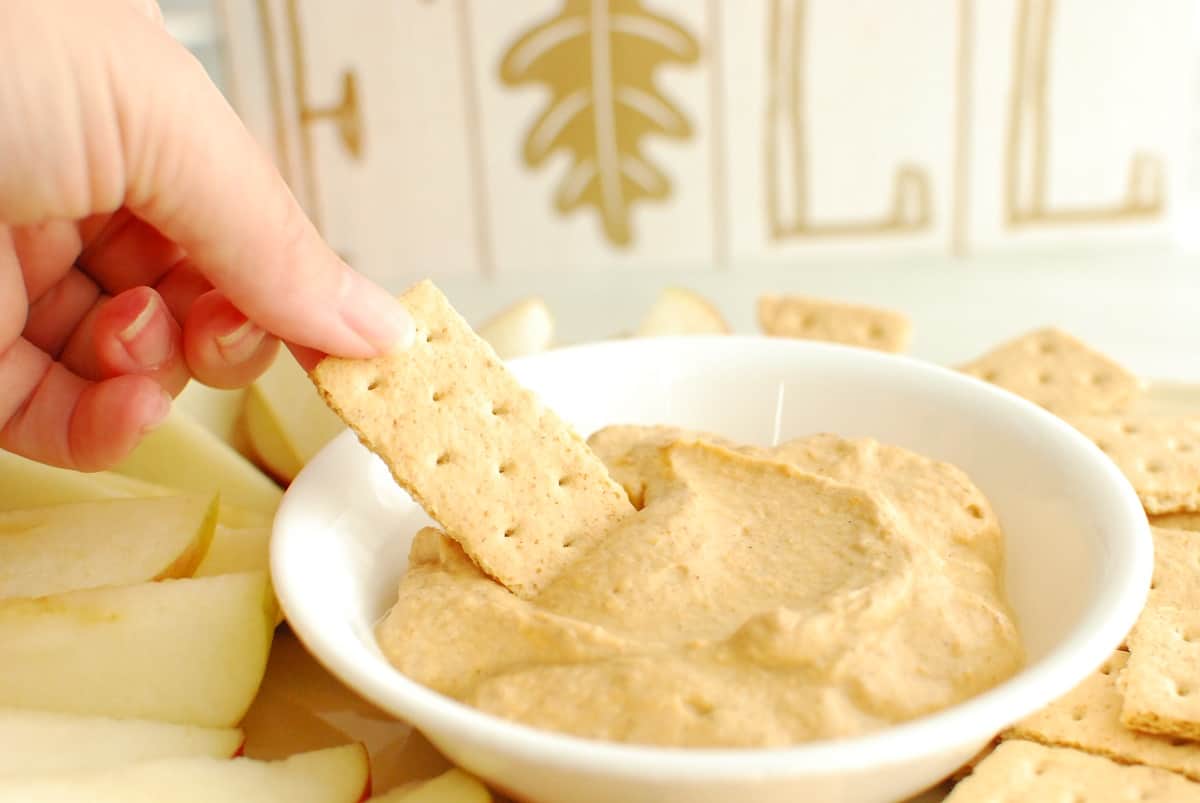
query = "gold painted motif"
xmin=1005 ymin=0 xmax=1164 ymax=226
xmin=951 ymin=0 xmax=974 ymax=256
xmin=255 ymin=0 xmax=366 ymax=232
xmin=765 ymin=0 xmax=933 ymax=240
xmin=499 ymin=0 xmax=701 ymax=248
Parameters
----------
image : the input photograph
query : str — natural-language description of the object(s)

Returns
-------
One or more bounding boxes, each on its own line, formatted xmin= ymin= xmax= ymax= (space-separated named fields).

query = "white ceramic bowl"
xmin=273 ymin=337 xmax=1151 ymax=803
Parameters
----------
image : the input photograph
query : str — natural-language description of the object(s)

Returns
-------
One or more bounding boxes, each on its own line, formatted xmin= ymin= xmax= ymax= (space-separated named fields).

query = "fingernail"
xmin=341 ymin=272 xmax=415 ymax=352
xmin=118 ymin=295 xmax=172 ymax=369
xmin=215 ymin=317 xmax=266 ymax=364
xmin=141 ymin=389 xmax=173 ymax=435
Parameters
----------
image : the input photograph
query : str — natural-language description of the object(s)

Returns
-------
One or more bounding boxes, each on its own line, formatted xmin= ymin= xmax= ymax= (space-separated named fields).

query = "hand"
xmin=0 ymin=0 xmax=412 ymax=471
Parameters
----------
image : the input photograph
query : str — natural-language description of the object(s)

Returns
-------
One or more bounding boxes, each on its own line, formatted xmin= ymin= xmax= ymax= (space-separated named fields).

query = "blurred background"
xmin=162 ymin=0 xmax=1200 ymax=377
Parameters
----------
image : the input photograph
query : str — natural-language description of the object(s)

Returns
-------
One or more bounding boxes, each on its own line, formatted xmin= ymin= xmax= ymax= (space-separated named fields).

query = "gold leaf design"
xmin=1005 ymin=0 xmax=1164 ymax=226
xmin=499 ymin=0 xmax=700 ymax=247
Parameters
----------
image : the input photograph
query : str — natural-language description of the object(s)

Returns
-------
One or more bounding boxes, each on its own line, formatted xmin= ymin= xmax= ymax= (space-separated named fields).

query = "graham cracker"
xmin=310 ymin=280 xmax=633 ymax=598
xmin=958 ymin=327 xmax=1142 ymax=416
xmin=1070 ymin=415 xmax=1200 ymax=514
xmin=1005 ymin=650 xmax=1200 ymax=780
xmin=1121 ymin=606 xmax=1200 ymax=741
xmin=756 ymin=295 xmax=911 ymax=353
xmin=1153 ymin=512 xmax=1200 ymax=532
xmin=945 ymin=740 xmax=1200 ymax=801
xmin=949 ymin=739 xmax=999 ymax=782
xmin=1148 ymin=527 xmax=1199 ymax=608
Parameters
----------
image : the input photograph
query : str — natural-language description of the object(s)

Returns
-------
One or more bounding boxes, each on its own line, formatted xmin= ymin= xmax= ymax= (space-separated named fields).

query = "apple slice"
xmin=243 ymin=385 xmax=306 ymax=483
xmin=635 ymin=287 xmax=730 ymax=337
xmin=0 ymin=708 xmax=243 ymax=776
xmin=193 ymin=524 xmax=269 ymax=578
xmin=0 ymin=743 xmax=370 ymax=802
xmin=0 ymin=450 xmax=168 ymax=511
xmin=176 ymin=383 xmax=254 ymax=459
xmin=477 ymin=297 xmax=555 ymax=360
xmin=0 ymin=495 xmax=219 ymax=600
xmin=193 ymin=524 xmax=281 ymax=624
xmin=244 ymin=351 xmax=345 ymax=484
xmin=114 ymin=410 xmax=283 ymax=516
xmin=0 ymin=572 xmax=273 ymax=727
xmin=0 ymin=449 xmax=267 ymax=530
xmin=368 ymin=770 xmax=491 ymax=802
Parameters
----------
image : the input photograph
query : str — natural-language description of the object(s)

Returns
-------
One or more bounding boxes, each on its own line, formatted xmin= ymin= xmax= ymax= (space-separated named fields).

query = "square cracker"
xmin=1005 ymin=650 xmax=1200 ymax=780
xmin=1147 ymin=527 xmax=1200 ymax=608
xmin=310 ymin=280 xmax=633 ymax=598
xmin=1154 ymin=512 xmax=1200 ymax=532
xmin=1070 ymin=415 xmax=1200 ymax=514
xmin=756 ymin=295 xmax=911 ymax=353
xmin=945 ymin=740 xmax=1200 ymax=801
xmin=958 ymin=327 xmax=1142 ymax=416
xmin=1121 ymin=606 xmax=1200 ymax=741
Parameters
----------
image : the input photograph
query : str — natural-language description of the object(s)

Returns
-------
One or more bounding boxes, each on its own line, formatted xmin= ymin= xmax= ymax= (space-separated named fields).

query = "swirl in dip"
xmin=377 ymin=426 xmax=1024 ymax=747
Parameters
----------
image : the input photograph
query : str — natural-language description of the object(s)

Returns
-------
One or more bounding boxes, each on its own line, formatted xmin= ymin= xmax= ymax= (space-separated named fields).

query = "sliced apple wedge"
xmin=0 ymin=743 xmax=370 ymax=802
xmin=0 ymin=572 xmax=273 ymax=727
xmin=477 ymin=297 xmax=555 ymax=360
xmin=0 ymin=709 xmax=243 ymax=776
xmin=0 ymin=495 xmax=219 ymax=600
xmin=369 ymin=770 xmax=491 ymax=802
xmin=193 ymin=524 xmax=282 ymax=624
xmin=635 ymin=287 xmax=730 ymax=337
xmin=176 ymin=383 xmax=254 ymax=459
xmin=0 ymin=494 xmax=218 ymax=600
xmin=244 ymin=385 xmax=306 ymax=483
xmin=114 ymin=410 xmax=283 ymax=516
xmin=244 ymin=351 xmax=345 ymax=484
xmin=192 ymin=524 xmax=269 ymax=578
xmin=0 ymin=449 xmax=266 ymax=530
xmin=0 ymin=450 xmax=168 ymax=511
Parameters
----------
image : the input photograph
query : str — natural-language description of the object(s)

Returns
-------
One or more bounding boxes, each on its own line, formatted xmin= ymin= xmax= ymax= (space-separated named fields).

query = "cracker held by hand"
xmin=959 ymin=327 xmax=1142 ymax=416
xmin=945 ymin=739 xmax=1200 ymax=801
xmin=1005 ymin=650 xmax=1200 ymax=781
xmin=1121 ymin=606 xmax=1200 ymax=741
xmin=310 ymin=280 xmax=633 ymax=598
xmin=756 ymin=295 xmax=911 ymax=353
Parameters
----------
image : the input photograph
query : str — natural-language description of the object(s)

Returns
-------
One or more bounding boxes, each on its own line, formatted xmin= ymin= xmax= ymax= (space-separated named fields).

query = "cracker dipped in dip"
xmin=310 ymin=282 xmax=1024 ymax=749
xmin=375 ymin=426 xmax=1024 ymax=748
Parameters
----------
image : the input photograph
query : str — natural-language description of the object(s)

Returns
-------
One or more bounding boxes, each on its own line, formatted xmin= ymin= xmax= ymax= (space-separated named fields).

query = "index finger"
xmin=111 ymin=9 xmax=412 ymax=358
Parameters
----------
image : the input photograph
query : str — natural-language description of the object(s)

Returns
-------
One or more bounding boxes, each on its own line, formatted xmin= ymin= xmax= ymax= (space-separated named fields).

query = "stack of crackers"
xmin=946 ymin=328 xmax=1200 ymax=801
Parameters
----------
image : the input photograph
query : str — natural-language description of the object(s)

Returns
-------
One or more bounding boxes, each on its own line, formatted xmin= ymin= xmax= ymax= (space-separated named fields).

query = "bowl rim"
xmin=273 ymin=335 xmax=1152 ymax=780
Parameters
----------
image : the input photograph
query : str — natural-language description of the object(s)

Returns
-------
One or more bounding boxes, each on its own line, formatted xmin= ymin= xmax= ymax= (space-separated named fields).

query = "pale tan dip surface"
xmin=377 ymin=427 xmax=1025 ymax=748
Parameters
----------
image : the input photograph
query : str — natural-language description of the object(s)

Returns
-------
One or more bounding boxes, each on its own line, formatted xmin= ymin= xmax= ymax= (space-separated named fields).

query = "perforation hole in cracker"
xmin=957 ymin=327 xmax=1142 ymax=416
xmin=310 ymin=280 xmax=633 ymax=598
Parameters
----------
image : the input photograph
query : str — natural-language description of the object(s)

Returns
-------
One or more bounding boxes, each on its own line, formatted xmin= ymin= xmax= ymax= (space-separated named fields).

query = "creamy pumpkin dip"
xmin=376 ymin=426 xmax=1024 ymax=748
